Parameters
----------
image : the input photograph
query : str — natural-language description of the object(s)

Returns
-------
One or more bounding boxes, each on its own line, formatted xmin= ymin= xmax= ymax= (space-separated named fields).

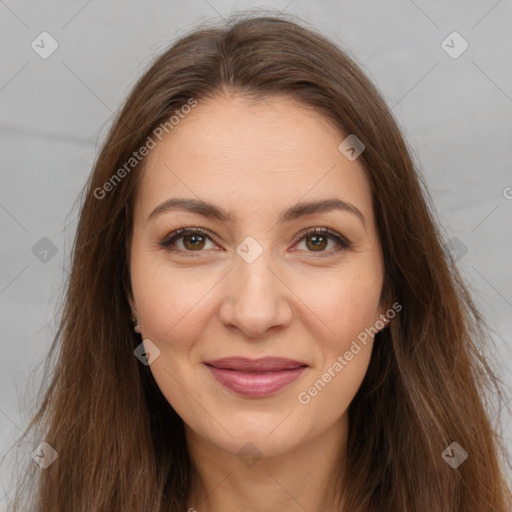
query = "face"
xmin=128 ymin=93 xmax=388 ymax=458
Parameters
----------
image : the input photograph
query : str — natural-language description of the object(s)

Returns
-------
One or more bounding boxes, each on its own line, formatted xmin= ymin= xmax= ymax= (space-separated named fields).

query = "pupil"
xmin=184 ymin=234 xmax=205 ymax=250
xmin=308 ymin=235 xmax=327 ymax=251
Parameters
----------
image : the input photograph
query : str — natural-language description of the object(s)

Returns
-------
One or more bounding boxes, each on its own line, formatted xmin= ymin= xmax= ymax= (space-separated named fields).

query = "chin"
xmin=186 ymin=417 xmax=305 ymax=459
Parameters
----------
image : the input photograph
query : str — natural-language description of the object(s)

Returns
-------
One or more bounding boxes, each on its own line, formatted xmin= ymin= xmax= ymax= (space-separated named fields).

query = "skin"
xmin=128 ymin=93 xmax=389 ymax=512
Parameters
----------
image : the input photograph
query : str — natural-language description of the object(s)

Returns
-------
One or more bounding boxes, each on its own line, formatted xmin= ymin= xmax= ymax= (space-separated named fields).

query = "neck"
xmin=185 ymin=412 xmax=348 ymax=512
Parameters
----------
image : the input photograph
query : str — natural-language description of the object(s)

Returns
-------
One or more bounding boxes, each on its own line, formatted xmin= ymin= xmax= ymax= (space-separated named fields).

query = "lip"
xmin=204 ymin=357 xmax=308 ymax=397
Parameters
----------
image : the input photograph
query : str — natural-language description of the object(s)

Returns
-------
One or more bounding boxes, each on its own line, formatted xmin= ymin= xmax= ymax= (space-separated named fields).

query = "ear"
xmin=377 ymin=282 xmax=395 ymax=330
xmin=127 ymin=293 xmax=137 ymax=319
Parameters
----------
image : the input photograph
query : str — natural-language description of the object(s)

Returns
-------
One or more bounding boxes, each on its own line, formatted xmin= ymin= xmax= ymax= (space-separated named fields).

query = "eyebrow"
xmin=146 ymin=197 xmax=366 ymax=229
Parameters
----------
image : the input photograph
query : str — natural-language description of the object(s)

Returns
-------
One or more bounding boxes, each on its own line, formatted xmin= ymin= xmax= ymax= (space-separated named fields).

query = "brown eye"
xmin=305 ymin=233 xmax=328 ymax=251
xmin=295 ymin=228 xmax=351 ymax=254
xmin=182 ymin=233 xmax=206 ymax=250
xmin=160 ymin=228 xmax=218 ymax=254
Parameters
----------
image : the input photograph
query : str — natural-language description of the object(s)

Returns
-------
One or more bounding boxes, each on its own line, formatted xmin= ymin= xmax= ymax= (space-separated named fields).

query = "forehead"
xmin=134 ymin=94 xmax=373 ymax=224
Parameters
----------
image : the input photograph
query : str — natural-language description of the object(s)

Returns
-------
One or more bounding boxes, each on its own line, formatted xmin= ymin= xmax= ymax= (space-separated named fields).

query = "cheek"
xmin=292 ymin=265 xmax=382 ymax=423
xmin=131 ymin=259 xmax=218 ymax=346
xmin=295 ymin=343 xmax=372 ymax=435
xmin=292 ymin=263 xmax=383 ymax=349
xmin=130 ymin=225 xmax=208 ymax=313
xmin=293 ymin=271 xmax=380 ymax=422
xmin=130 ymin=257 xmax=217 ymax=410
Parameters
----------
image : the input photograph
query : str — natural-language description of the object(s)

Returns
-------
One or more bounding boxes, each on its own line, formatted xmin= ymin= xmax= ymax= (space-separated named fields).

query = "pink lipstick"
xmin=203 ymin=357 xmax=308 ymax=397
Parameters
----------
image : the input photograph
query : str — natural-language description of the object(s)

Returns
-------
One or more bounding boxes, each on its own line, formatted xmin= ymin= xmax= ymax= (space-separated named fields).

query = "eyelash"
xmin=159 ymin=227 xmax=352 ymax=257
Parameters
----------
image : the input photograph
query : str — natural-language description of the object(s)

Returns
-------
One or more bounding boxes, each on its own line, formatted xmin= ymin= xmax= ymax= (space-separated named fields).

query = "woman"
xmin=10 ymin=12 xmax=511 ymax=512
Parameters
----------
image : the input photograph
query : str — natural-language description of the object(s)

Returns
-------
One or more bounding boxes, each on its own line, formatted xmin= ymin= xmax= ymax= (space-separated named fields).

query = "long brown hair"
xmin=8 ymin=11 xmax=511 ymax=511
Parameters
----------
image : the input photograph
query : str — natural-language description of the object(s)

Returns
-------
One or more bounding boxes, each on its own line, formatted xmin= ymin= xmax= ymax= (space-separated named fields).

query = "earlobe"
xmin=377 ymin=296 xmax=400 ymax=332
xmin=128 ymin=294 xmax=137 ymax=318
xmin=377 ymin=299 xmax=394 ymax=332
xmin=127 ymin=296 xmax=141 ymax=333
xmin=379 ymin=314 xmax=390 ymax=332
xmin=132 ymin=317 xmax=141 ymax=334
xmin=375 ymin=311 xmax=389 ymax=332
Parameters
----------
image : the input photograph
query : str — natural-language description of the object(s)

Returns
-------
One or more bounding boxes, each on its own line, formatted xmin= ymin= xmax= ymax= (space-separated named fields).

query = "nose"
xmin=218 ymin=247 xmax=293 ymax=339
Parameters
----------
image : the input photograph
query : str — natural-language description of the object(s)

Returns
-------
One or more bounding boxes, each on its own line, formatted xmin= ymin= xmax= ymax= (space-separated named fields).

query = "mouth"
xmin=203 ymin=357 xmax=308 ymax=397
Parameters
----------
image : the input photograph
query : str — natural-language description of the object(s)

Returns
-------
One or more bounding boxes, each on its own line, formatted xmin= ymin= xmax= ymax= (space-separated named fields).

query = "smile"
xmin=203 ymin=357 xmax=308 ymax=397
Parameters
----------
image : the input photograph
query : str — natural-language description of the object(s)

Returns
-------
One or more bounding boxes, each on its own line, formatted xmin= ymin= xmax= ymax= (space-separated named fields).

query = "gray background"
xmin=1 ymin=0 xmax=511 ymax=504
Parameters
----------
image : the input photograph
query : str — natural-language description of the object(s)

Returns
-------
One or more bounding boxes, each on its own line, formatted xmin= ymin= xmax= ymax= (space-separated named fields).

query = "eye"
xmin=160 ymin=227 xmax=351 ymax=256
xmin=292 ymin=228 xmax=351 ymax=255
xmin=159 ymin=227 xmax=219 ymax=255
